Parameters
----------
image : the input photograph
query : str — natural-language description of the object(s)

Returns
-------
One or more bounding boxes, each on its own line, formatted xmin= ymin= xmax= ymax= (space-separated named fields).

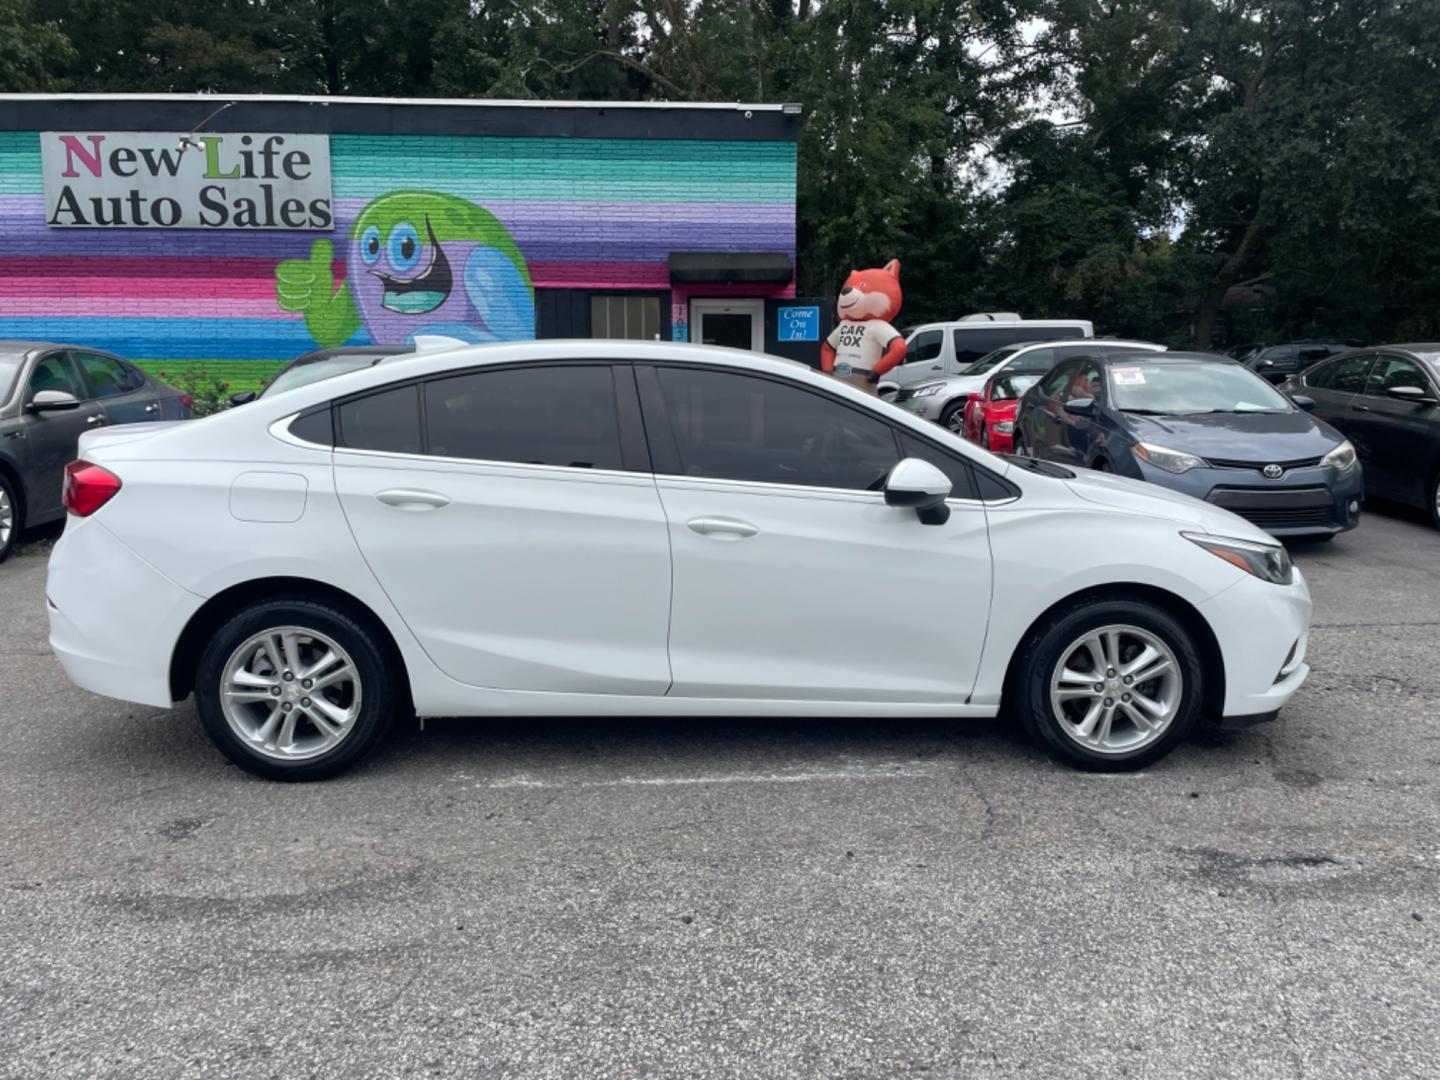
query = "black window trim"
xmin=635 ymin=360 xmax=1017 ymax=504
xmin=329 ymin=359 xmax=652 ymax=476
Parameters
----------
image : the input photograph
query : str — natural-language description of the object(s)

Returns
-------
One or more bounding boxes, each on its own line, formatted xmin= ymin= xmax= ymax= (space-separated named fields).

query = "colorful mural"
xmin=0 ymin=131 xmax=797 ymax=382
xmin=276 ymin=191 xmax=535 ymax=347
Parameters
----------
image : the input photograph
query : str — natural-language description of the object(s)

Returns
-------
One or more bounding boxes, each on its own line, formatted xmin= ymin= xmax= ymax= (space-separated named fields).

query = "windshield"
xmin=0 ymin=350 xmax=24 ymax=403
xmin=961 ymin=346 xmax=1021 ymax=377
xmin=991 ymin=372 xmax=1041 ymax=401
xmin=1108 ymin=361 xmax=1291 ymax=414
xmin=261 ymin=354 xmax=396 ymax=398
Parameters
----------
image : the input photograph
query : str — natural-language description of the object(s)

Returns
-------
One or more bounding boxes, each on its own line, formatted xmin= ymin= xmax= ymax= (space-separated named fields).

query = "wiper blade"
xmin=1120 ymin=408 xmax=1172 ymax=415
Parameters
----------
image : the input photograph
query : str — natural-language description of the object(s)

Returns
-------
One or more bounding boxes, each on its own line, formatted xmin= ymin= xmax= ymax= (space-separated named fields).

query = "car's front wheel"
xmin=0 ymin=473 xmax=18 ymax=563
xmin=1014 ymin=597 xmax=1204 ymax=771
xmin=195 ymin=598 xmax=399 ymax=781
xmin=940 ymin=400 xmax=966 ymax=434
xmin=1430 ymin=469 xmax=1440 ymax=530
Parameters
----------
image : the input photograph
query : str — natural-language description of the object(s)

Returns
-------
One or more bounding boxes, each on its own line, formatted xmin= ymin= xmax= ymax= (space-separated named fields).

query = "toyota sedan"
xmin=48 ymin=341 xmax=1311 ymax=780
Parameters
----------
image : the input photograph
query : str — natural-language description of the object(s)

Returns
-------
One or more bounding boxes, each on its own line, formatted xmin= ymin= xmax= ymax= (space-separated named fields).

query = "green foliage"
xmin=28 ymin=1 xmax=1440 ymax=347
xmin=138 ymin=360 xmax=285 ymax=399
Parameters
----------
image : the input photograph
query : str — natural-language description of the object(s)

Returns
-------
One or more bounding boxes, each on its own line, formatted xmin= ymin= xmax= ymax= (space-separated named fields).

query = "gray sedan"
xmin=0 ymin=341 xmax=191 ymax=561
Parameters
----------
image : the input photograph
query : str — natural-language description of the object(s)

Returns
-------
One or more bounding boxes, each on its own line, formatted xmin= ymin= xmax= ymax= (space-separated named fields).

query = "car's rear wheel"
xmin=1014 ymin=598 xmax=1204 ymax=771
xmin=940 ymin=400 xmax=966 ymax=434
xmin=0 ymin=473 xmax=19 ymax=564
xmin=195 ymin=598 xmax=398 ymax=781
xmin=1430 ymin=469 xmax=1440 ymax=530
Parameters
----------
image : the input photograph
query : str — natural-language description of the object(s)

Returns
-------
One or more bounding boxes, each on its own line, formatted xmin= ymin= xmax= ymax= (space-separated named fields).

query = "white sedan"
xmin=47 ymin=341 xmax=1311 ymax=780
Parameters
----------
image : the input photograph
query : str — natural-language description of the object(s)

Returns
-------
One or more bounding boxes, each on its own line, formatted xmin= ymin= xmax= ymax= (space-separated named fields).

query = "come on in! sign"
xmin=40 ymin=131 xmax=334 ymax=230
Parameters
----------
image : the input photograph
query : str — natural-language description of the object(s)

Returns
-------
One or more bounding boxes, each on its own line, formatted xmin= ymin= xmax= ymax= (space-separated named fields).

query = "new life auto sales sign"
xmin=40 ymin=131 xmax=333 ymax=229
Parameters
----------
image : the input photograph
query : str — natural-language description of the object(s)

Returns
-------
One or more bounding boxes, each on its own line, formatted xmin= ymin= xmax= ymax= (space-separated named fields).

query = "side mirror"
xmin=30 ymin=389 xmax=81 ymax=412
xmin=229 ymin=390 xmax=258 ymax=406
xmin=884 ymin=458 xmax=952 ymax=525
xmin=1063 ymin=396 xmax=1095 ymax=416
xmin=1289 ymin=394 xmax=1315 ymax=412
xmin=1388 ymin=385 xmax=1435 ymax=403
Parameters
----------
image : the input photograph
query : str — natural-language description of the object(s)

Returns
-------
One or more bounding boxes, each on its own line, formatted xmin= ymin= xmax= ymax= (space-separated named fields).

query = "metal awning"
xmin=668 ymin=252 xmax=793 ymax=284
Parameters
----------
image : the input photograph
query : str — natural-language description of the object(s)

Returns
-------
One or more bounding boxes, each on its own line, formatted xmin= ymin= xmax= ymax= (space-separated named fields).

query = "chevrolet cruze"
xmin=48 ymin=341 xmax=1312 ymax=780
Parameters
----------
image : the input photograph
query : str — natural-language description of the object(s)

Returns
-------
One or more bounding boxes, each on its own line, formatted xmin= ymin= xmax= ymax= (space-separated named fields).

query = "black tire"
xmin=939 ymin=399 xmax=967 ymax=435
xmin=981 ymin=426 xmax=992 ymax=450
xmin=0 ymin=472 xmax=20 ymax=564
xmin=1012 ymin=432 xmax=1027 ymax=457
xmin=1430 ymin=469 xmax=1440 ymax=530
xmin=195 ymin=597 xmax=400 ymax=781
xmin=1013 ymin=596 xmax=1205 ymax=772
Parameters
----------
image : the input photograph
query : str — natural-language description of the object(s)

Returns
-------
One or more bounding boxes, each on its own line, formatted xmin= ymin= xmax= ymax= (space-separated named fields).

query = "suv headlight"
xmin=1183 ymin=532 xmax=1293 ymax=585
xmin=1321 ymin=439 xmax=1356 ymax=470
xmin=914 ymin=383 xmax=945 ymax=397
xmin=1134 ymin=442 xmax=1206 ymax=474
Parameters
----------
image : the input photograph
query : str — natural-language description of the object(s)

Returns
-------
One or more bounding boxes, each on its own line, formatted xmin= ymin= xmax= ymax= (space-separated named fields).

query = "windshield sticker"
xmin=1112 ymin=368 xmax=1146 ymax=385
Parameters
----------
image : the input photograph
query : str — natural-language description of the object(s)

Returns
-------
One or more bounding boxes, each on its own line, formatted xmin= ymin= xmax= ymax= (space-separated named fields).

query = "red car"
xmin=962 ymin=370 xmax=1046 ymax=453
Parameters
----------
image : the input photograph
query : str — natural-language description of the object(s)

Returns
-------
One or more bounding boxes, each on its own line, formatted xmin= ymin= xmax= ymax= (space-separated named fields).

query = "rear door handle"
xmin=144 ymin=402 xmax=160 ymax=413
xmin=1354 ymin=404 xmax=1371 ymax=412
xmin=376 ymin=488 xmax=451 ymax=510
xmin=687 ymin=516 xmax=759 ymax=539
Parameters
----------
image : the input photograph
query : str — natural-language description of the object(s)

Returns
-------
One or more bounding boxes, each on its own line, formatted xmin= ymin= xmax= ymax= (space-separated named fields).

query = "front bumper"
xmin=47 ymin=517 xmax=201 ymax=708
xmin=1132 ymin=459 xmax=1363 ymax=537
xmin=1199 ymin=566 xmax=1312 ymax=719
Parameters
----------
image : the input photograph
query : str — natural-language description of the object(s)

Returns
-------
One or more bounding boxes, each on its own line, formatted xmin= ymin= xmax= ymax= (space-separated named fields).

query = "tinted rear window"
xmin=424 ymin=365 xmax=624 ymax=470
xmin=338 ymin=384 xmax=422 ymax=454
xmin=952 ymin=326 xmax=1084 ymax=367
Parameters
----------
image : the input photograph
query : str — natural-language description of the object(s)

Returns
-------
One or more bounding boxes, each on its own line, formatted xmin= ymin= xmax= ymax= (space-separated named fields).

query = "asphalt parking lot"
xmin=2 ymin=507 xmax=1438 ymax=1080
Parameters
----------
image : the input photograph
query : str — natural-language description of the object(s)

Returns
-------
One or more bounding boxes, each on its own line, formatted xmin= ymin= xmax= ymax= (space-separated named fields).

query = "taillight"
xmin=63 ymin=460 xmax=122 ymax=517
xmin=179 ymin=394 xmax=194 ymax=411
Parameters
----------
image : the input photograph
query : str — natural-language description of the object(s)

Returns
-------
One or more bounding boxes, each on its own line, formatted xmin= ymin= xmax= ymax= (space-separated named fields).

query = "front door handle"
xmin=144 ymin=402 xmax=160 ymax=413
xmin=86 ymin=414 xmax=106 ymax=426
xmin=687 ymin=516 xmax=759 ymax=539
xmin=376 ymin=488 xmax=451 ymax=511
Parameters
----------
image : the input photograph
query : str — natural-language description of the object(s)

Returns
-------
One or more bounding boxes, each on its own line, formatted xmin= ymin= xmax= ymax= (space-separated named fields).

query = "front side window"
xmin=1038 ymin=362 xmax=1077 ymax=399
xmin=425 ymin=365 xmax=624 ymax=470
xmin=28 ymin=353 xmax=84 ymax=400
xmin=907 ymin=330 xmax=943 ymax=363
xmin=1364 ymin=355 xmax=1433 ymax=398
xmin=73 ymin=352 xmax=140 ymax=398
xmin=1306 ymin=353 xmax=1373 ymax=393
xmin=1064 ymin=363 xmax=1104 ymax=403
xmin=961 ymin=345 xmax=1022 ymax=377
xmin=991 ymin=372 xmax=1042 ymax=402
xmin=655 ymin=367 xmax=899 ymax=491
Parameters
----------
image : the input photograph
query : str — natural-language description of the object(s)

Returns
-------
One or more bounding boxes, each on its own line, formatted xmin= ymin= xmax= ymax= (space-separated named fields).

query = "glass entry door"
xmin=690 ymin=299 xmax=764 ymax=351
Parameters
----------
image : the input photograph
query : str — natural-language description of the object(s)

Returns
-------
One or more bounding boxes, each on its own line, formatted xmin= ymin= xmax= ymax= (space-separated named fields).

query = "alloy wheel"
xmin=1048 ymin=624 xmax=1182 ymax=754
xmin=220 ymin=625 xmax=362 ymax=761
xmin=947 ymin=408 xmax=966 ymax=434
xmin=0 ymin=485 xmax=12 ymax=549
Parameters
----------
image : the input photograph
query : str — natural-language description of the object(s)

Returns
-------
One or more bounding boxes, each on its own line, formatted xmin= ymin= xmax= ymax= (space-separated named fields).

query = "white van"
xmin=883 ymin=314 xmax=1094 ymax=392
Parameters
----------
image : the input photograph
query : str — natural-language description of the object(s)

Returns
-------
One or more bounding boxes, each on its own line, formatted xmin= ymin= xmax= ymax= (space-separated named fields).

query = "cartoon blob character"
xmin=820 ymin=259 xmax=906 ymax=395
xmin=275 ymin=191 xmax=535 ymax=348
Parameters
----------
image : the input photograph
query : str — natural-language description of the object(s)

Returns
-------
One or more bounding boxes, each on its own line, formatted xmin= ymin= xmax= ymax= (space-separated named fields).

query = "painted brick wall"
xmin=0 ymin=130 xmax=796 ymax=386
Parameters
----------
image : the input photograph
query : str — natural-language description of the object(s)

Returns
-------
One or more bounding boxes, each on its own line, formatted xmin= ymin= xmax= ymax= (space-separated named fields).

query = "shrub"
xmin=163 ymin=368 xmax=233 ymax=417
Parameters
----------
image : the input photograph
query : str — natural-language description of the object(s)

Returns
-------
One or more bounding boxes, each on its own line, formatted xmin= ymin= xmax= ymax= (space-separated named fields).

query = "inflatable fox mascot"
xmin=820 ymin=259 xmax=906 ymax=395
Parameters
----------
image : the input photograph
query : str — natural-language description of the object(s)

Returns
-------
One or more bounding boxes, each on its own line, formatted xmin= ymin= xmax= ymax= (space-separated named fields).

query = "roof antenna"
xmin=177 ymin=100 xmax=238 ymax=154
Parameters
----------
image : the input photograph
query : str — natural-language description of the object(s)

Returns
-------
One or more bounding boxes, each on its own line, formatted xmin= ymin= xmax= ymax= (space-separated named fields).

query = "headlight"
xmin=1134 ymin=442 xmax=1206 ymax=474
xmin=914 ymin=383 xmax=945 ymax=397
xmin=993 ymin=420 xmax=1014 ymax=433
xmin=1182 ymin=532 xmax=1293 ymax=585
xmin=1321 ymin=439 xmax=1356 ymax=470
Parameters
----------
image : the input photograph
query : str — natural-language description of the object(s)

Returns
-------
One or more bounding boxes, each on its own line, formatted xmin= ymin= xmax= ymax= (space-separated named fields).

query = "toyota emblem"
xmin=1262 ymin=463 xmax=1284 ymax=479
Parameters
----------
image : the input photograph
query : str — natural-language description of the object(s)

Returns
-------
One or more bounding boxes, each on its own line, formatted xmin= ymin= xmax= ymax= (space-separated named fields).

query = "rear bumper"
xmin=47 ymin=517 xmax=200 ymax=708
xmin=1198 ymin=568 xmax=1313 ymax=719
